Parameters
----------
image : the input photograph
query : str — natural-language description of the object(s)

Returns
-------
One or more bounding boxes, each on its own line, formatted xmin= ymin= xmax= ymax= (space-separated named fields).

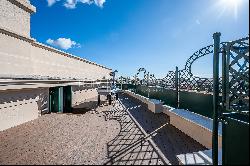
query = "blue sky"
xmin=30 ymin=0 xmax=249 ymax=78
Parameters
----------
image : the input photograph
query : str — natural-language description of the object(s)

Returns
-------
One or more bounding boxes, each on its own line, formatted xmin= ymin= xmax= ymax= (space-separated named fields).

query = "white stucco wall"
xmin=0 ymin=0 xmax=34 ymax=37
xmin=72 ymin=86 xmax=98 ymax=107
xmin=0 ymin=0 xmax=112 ymax=80
xmin=30 ymin=43 xmax=111 ymax=80
xmin=0 ymin=0 xmax=112 ymax=131
xmin=0 ymin=88 xmax=49 ymax=131
xmin=0 ymin=32 xmax=112 ymax=80
xmin=0 ymin=33 xmax=33 ymax=76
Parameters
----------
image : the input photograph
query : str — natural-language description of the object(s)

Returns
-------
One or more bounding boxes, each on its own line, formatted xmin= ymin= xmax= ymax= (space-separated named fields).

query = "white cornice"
xmin=0 ymin=26 xmax=35 ymax=42
xmin=7 ymin=0 xmax=36 ymax=13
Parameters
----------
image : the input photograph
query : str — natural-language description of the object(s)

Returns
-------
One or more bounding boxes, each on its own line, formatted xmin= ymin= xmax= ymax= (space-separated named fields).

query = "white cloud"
xmin=46 ymin=38 xmax=54 ymax=45
xmin=64 ymin=0 xmax=106 ymax=9
xmin=47 ymin=0 xmax=60 ymax=6
xmin=64 ymin=0 xmax=77 ymax=9
xmin=46 ymin=0 xmax=105 ymax=9
xmin=94 ymin=0 xmax=106 ymax=8
xmin=46 ymin=38 xmax=81 ymax=50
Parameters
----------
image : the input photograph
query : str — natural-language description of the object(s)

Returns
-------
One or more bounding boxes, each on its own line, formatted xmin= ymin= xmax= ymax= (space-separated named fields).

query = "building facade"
xmin=0 ymin=0 xmax=112 ymax=131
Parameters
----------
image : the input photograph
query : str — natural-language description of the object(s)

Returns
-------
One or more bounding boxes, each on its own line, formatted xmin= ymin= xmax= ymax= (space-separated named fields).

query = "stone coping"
xmin=169 ymin=108 xmax=222 ymax=136
xmin=149 ymin=98 xmax=163 ymax=104
xmin=8 ymin=0 xmax=36 ymax=13
xmin=0 ymin=26 xmax=35 ymax=42
xmin=123 ymin=90 xmax=163 ymax=113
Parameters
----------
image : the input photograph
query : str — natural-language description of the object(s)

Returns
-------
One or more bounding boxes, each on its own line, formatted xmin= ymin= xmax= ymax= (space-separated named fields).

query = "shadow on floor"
xmin=103 ymin=101 xmax=167 ymax=165
xmin=103 ymin=93 xmax=207 ymax=165
xmin=70 ymin=99 xmax=108 ymax=115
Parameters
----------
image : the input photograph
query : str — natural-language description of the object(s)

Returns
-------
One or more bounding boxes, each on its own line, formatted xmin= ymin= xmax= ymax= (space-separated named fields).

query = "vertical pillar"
xmin=175 ymin=66 xmax=179 ymax=108
xmin=147 ymin=72 xmax=150 ymax=98
xmin=221 ymin=46 xmax=227 ymax=165
xmin=222 ymin=47 xmax=227 ymax=110
xmin=98 ymin=94 xmax=100 ymax=106
xmin=212 ymin=32 xmax=221 ymax=165
xmin=108 ymin=94 xmax=112 ymax=105
xmin=49 ymin=88 xmax=53 ymax=113
xmin=134 ymin=75 xmax=137 ymax=93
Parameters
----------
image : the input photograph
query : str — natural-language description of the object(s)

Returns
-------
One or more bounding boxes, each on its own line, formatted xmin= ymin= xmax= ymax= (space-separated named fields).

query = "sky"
xmin=30 ymin=0 xmax=249 ymax=78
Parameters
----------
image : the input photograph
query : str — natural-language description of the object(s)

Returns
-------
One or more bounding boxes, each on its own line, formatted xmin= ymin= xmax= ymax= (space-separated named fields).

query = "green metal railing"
xmin=212 ymin=32 xmax=221 ymax=165
xmin=216 ymin=34 xmax=249 ymax=165
xmin=117 ymin=32 xmax=249 ymax=165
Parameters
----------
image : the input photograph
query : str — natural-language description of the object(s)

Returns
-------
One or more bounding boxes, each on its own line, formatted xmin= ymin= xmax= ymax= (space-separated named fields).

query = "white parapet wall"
xmin=123 ymin=90 xmax=163 ymax=113
xmin=162 ymin=105 xmax=222 ymax=149
xmin=123 ymin=90 xmax=222 ymax=149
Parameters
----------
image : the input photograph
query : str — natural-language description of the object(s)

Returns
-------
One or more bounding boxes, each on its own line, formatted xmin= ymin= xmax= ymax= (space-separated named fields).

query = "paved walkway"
xmin=0 ymin=92 xmax=206 ymax=165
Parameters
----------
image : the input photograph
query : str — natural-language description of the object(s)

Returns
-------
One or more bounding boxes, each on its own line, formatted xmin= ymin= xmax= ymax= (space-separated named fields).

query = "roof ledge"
xmin=7 ymin=0 xmax=36 ymax=13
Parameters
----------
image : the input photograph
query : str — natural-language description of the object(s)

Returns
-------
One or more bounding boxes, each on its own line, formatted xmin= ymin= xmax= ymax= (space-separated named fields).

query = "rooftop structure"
xmin=0 ymin=0 xmax=249 ymax=165
xmin=0 ymin=0 xmax=112 ymax=131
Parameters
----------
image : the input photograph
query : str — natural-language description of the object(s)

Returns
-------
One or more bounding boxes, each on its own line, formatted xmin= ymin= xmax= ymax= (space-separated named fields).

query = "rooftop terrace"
xmin=0 ymin=93 xmax=205 ymax=165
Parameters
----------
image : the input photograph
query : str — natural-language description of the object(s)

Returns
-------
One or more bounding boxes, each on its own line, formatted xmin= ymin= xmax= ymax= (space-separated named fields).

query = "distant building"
xmin=0 ymin=0 xmax=112 ymax=131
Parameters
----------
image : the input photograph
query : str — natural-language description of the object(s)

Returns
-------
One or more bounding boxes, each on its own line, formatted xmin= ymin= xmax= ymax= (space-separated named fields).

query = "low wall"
xmin=123 ymin=90 xmax=222 ymax=149
xmin=128 ymin=84 xmax=221 ymax=118
xmin=123 ymin=90 xmax=163 ymax=113
xmin=0 ymin=88 xmax=49 ymax=131
xmin=162 ymin=106 xmax=222 ymax=149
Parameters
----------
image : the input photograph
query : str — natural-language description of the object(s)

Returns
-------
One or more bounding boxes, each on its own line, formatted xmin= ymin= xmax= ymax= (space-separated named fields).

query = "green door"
xmin=49 ymin=87 xmax=63 ymax=113
xmin=49 ymin=87 xmax=59 ymax=113
xmin=58 ymin=87 xmax=63 ymax=113
xmin=63 ymin=86 xmax=72 ymax=113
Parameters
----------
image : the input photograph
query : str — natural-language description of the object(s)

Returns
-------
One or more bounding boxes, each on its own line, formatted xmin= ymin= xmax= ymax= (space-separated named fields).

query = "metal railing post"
xmin=212 ymin=32 xmax=221 ymax=165
xmin=175 ymin=66 xmax=179 ymax=108
xmin=222 ymin=46 xmax=227 ymax=110
xmin=221 ymin=46 xmax=227 ymax=165
xmin=147 ymin=72 xmax=150 ymax=98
